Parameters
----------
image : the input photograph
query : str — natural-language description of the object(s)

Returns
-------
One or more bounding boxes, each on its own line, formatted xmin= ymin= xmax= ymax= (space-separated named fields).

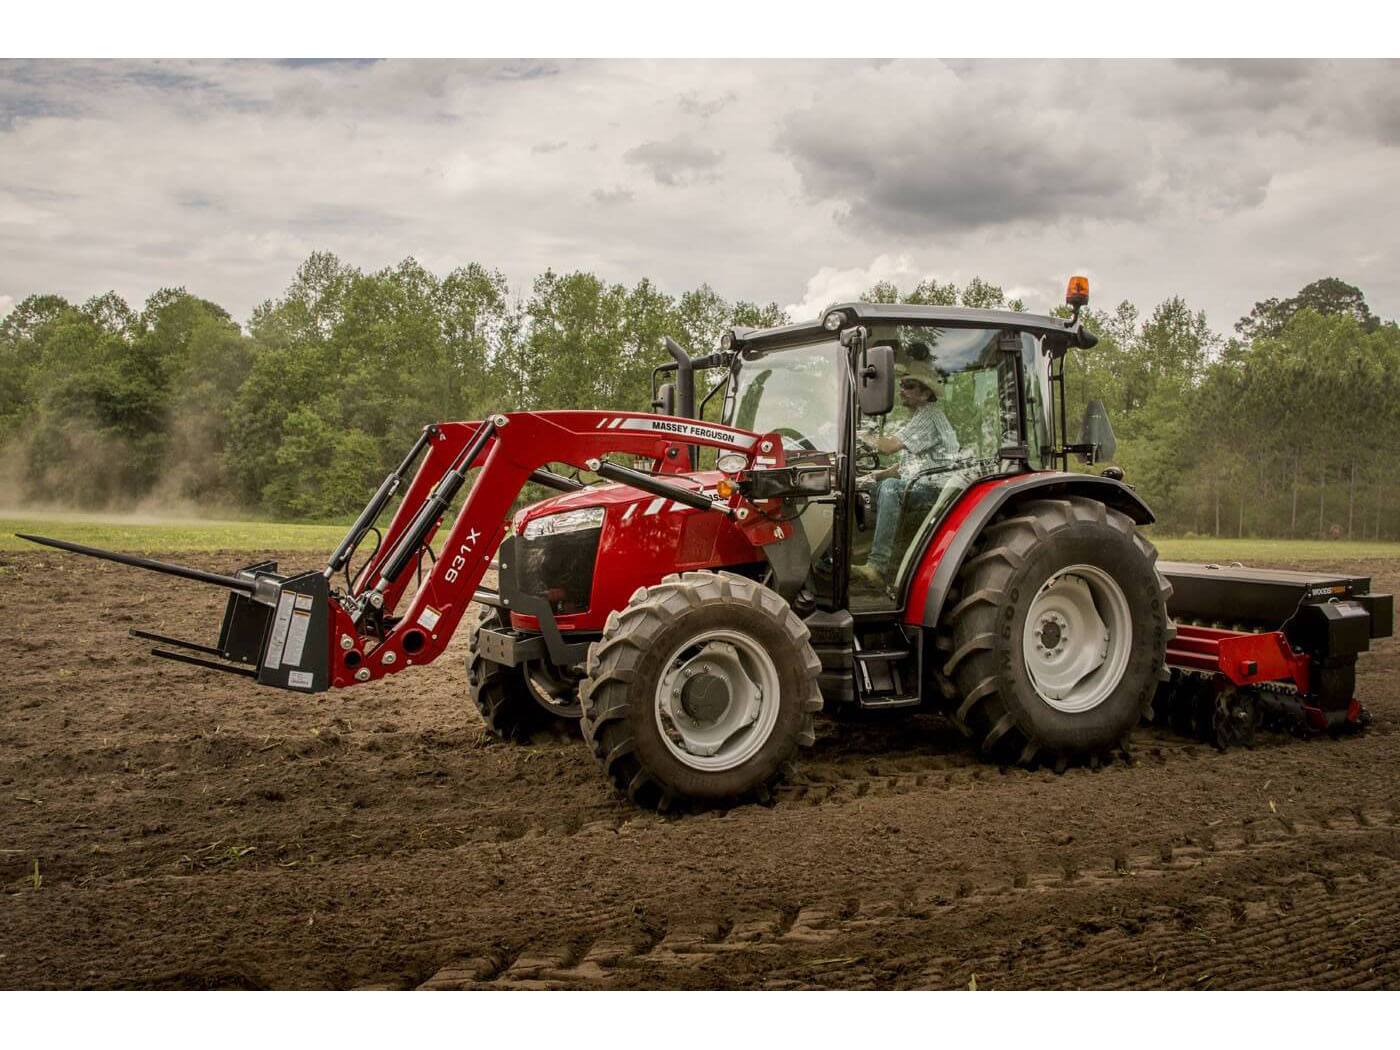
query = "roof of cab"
xmin=730 ymin=302 xmax=1096 ymax=350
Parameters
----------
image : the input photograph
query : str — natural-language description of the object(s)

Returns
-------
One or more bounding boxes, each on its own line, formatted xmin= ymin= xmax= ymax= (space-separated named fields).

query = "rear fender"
xmin=901 ymin=472 xmax=1155 ymax=629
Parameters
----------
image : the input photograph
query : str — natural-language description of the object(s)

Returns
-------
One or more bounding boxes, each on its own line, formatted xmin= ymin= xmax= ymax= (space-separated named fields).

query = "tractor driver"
xmin=855 ymin=348 xmax=959 ymax=586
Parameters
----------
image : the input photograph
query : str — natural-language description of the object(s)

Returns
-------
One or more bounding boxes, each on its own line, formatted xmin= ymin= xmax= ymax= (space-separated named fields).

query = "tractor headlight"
xmin=521 ymin=506 xmax=605 ymax=540
xmin=716 ymin=451 xmax=748 ymax=474
xmin=823 ymin=310 xmax=846 ymax=331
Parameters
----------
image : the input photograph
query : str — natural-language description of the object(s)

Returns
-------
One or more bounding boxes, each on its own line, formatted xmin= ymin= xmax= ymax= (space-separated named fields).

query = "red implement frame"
xmin=328 ymin=410 xmax=787 ymax=689
xmin=1166 ymin=623 xmax=1311 ymax=692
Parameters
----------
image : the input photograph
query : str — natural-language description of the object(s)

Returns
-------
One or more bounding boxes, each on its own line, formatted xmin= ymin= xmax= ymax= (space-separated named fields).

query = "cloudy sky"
xmin=2 ymin=58 xmax=1398 ymax=331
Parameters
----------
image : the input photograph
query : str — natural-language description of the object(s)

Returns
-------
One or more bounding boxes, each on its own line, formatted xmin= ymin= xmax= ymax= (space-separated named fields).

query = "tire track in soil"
xmin=6 ymin=708 xmax=1387 ymax=895
xmin=412 ymin=804 xmax=1399 ymax=990
xmin=282 ymin=722 xmax=1384 ymax=870
xmin=768 ymin=724 xmax=1325 ymax=810
xmin=27 ymin=722 xmax=1282 ymax=879
xmin=940 ymin=866 xmax=1400 ymax=990
xmin=424 ymin=723 xmax=1347 ymax=842
xmin=4 ymin=702 xmax=1365 ymax=869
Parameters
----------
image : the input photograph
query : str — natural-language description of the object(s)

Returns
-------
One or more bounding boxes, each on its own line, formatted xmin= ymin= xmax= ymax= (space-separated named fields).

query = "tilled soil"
xmin=1 ymin=549 xmax=1397 ymax=990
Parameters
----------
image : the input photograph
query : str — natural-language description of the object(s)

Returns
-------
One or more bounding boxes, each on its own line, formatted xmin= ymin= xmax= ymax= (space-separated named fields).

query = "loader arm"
xmin=19 ymin=409 xmax=798 ymax=694
xmin=326 ymin=410 xmax=789 ymax=688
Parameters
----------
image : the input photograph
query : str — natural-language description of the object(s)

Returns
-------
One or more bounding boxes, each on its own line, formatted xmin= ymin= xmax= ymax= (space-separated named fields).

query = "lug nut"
xmin=354 ymin=668 xmax=371 ymax=682
xmin=381 ymin=650 xmax=397 ymax=666
xmin=340 ymin=634 xmax=355 ymax=650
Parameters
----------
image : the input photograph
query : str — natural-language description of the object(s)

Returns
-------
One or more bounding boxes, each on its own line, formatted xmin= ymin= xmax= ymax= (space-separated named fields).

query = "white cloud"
xmin=782 ymin=254 xmax=923 ymax=320
xmin=0 ymin=293 xmax=14 ymax=319
xmin=0 ymin=58 xmax=1397 ymax=334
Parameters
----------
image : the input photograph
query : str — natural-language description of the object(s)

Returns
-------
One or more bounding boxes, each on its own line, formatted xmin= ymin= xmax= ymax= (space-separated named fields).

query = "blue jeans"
xmin=868 ymin=476 xmax=907 ymax=572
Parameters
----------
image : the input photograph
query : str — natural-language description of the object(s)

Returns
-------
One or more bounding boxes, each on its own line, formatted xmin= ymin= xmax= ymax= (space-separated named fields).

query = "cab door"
xmin=846 ymin=326 xmax=1034 ymax=614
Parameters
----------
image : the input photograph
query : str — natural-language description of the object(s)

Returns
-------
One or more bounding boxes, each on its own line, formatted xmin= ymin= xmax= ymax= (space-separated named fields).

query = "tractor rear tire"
xmin=942 ymin=497 xmax=1172 ymax=767
xmin=466 ymin=605 xmax=581 ymax=742
xmin=580 ymin=571 xmax=822 ymax=810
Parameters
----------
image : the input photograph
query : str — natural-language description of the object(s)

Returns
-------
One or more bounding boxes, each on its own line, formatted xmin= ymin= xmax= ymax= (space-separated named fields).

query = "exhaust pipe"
xmin=664 ymin=336 xmax=698 ymax=469
xmin=664 ymin=336 xmax=696 ymax=420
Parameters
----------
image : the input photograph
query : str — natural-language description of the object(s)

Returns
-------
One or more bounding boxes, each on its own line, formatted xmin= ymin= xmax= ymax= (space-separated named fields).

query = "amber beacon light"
xmin=1066 ymin=275 xmax=1090 ymax=308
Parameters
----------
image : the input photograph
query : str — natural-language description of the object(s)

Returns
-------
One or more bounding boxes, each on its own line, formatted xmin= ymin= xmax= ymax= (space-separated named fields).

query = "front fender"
xmin=901 ymin=472 xmax=1155 ymax=629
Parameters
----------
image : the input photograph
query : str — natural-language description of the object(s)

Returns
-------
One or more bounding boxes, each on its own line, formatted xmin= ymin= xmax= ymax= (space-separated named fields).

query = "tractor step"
xmin=857 ymin=694 xmax=922 ymax=710
xmin=854 ymin=648 xmax=911 ymax=662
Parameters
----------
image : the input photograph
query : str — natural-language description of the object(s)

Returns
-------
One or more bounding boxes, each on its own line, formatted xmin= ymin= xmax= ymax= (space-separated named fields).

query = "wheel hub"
xmin=655 ymin=631 xmax=780 ymax=771
xmin=679 ymin=670 xmax=731 ymax=723
xmin=1036 ymin=615 xmax=1066 ymax=653
xmin=1021 ymin=565 xmax=1133 ymax=714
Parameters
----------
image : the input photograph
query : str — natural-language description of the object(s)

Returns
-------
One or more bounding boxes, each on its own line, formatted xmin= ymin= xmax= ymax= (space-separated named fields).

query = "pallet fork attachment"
xmin=16 ymin=533 xmax=331 ymax=691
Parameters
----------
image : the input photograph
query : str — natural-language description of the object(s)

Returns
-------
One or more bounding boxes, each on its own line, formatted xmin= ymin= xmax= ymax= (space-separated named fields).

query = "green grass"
xmin=0 ymin=513 xmax=347 ymax=553
xmin=1150 ymin=536 xmax=1400 ymax=564
xmin=4 ymin=512 xmax=1399 ymax=566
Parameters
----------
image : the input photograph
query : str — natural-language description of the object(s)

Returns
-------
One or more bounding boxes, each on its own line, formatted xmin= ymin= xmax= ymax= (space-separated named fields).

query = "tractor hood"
xmin=512 ymin=470 xmax=724 ymax=531
xmin=507 ymin=470 xmax=763 ymax=634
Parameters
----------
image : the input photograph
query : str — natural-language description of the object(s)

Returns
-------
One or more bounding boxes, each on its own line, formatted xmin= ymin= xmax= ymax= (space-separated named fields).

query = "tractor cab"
xmin=699 ymin=301 xmax=1094 ymax=616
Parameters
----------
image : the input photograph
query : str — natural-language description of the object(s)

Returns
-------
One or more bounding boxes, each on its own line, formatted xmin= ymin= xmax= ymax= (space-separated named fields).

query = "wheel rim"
xmin=654 ymin=628 xmax=781 ymax=772
xmin=526 ymin=662 xmax=582 ymax=718
xmin=1021 ymin=564 xmax=1132 ymax=714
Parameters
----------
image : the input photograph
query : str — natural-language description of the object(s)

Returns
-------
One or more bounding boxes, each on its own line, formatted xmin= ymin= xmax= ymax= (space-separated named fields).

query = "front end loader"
xmin=23 ymin=278 xmax=1392 ymax=809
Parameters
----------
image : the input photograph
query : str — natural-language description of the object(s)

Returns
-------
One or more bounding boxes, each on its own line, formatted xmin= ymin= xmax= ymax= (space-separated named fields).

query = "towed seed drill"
xmin=23 ymin=278 xmax=1392 ymax=809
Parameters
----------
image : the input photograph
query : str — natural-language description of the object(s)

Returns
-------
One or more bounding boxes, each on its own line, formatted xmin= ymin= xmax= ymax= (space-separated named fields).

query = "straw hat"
xmin=895 ymin=352 xmax=945 ymax=393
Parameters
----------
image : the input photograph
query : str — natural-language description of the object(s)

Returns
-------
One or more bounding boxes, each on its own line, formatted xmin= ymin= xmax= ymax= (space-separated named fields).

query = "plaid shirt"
xmin=895 ymin=404 xmax=959 ymax=480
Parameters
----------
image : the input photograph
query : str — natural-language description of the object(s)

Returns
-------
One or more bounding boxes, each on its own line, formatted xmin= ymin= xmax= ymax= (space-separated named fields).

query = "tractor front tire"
xmin=580 ymin=572 xmax=822 ymax=810
xmin=942 ymin=497 xmax=1172 ymax=767
xmin=466 ymin=605 xmax=581 ymax=742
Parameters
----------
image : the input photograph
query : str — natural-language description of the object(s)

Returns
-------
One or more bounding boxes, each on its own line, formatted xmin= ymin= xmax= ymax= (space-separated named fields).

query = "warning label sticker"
xmin=283 ymin=609 xmax=311 ymax=667
xmin=264 ymin=592 xmax=296 ymax=669
xmin=287 ymin=670 xmax=314 ymax=690
xmin=417 ymin=605 xmax=441 ymax=631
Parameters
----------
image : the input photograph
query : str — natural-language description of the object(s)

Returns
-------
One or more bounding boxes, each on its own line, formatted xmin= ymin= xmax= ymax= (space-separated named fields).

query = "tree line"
xmin=1 ymin=254 xmax=1395 ymax=538
xmin=1065 ymin=278 xmax=1399 ymax=540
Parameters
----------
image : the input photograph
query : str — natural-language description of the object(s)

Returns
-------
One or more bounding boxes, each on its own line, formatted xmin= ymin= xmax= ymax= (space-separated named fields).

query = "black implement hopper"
xmin=1158 ymin=560 xmax=1392 ymax=740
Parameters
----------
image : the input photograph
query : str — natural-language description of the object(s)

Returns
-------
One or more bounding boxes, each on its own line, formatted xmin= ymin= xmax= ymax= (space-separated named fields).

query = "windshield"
xmin=720 ymin=339 xmax=843 ymax=603
xmin=723 ymin=340 xmax=844 ymax=453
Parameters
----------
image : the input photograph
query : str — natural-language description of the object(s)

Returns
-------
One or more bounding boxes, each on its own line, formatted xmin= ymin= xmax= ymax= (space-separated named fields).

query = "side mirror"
xmin=1077 ymin=399 xmax=1117 ymax=464
xmin=858 ymin=344 xmax=896 ymax=417
xmin=653 ymin=382 xmax=676 ymax=417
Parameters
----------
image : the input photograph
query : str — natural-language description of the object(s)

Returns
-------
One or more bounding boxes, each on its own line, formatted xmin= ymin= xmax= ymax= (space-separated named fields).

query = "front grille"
xmin=514 ymin=528 xmax=601 ymax=615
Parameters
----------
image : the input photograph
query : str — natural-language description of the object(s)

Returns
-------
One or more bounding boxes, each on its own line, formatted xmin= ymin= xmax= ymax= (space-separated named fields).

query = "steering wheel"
xmin=773 ymin=427 xmax=818 ymax=452
xmin=854 ymin=432 xmax=881 ymax=473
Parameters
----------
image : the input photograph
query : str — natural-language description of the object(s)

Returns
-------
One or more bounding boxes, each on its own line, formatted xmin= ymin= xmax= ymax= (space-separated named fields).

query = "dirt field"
xmin=2 ymin=548 xmax=1397 ymax=990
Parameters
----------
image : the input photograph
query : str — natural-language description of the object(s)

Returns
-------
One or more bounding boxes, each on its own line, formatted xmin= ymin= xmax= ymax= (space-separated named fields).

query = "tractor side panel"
xmin=901 ymin=472 xmax=1155 ymax=630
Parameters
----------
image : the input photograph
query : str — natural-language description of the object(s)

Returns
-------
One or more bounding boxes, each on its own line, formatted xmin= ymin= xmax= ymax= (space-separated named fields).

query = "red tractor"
xmin=24 ymin=278 xmax=1392 ymax=809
